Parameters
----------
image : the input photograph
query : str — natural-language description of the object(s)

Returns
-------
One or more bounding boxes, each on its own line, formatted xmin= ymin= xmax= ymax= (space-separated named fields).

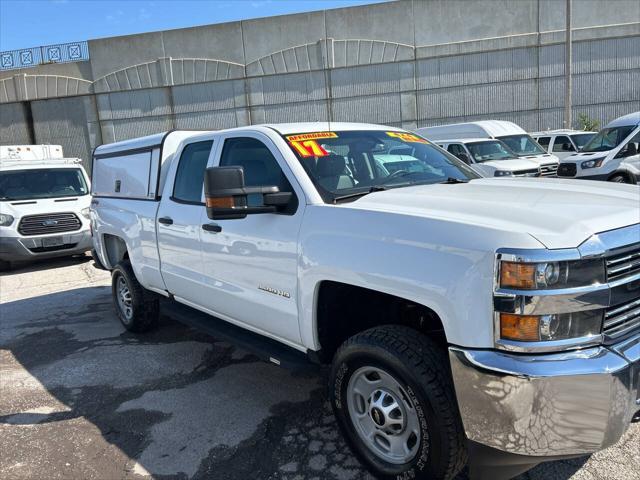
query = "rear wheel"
xmin=111 ymin=260 xmax=159 ymax=332
xmin=329 ymin=325 xmax=467 ymax=480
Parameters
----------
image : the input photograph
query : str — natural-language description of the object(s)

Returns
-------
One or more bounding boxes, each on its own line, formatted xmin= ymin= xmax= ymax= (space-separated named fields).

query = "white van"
xmin=0 ymin=146 xmax=92 ymax=270
xmin=436 ymin=138 xmax=540 ymax=177
xmin=531 ymin=129 xmax=596 ymax=160
xmin=416 ymin=121 xmax=560 ymax=176
xmin=557 ymin=112 xmax=640 ymax=184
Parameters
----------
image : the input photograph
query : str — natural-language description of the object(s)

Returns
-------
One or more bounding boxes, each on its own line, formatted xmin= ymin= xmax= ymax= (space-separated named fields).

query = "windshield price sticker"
xmin=386 ymin=132 xmax=429 ymax=144
xmin=286 ymin=132 xmax=337 ymax=157
xmin=288 ymin=139 xmax=329 ymax=157
xmin=286 ymin=132 xmax=338 ymax=142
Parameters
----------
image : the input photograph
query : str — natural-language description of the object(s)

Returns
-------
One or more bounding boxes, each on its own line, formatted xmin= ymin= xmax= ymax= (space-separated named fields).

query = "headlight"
xmin=81 ymin=207 xmax=91 ymax=219
xmin=581 ymin=158 xmax=604 ymax=169
xmin=499 ymin=259 xmax=605 ymax=289
xmin=494 ymin=170 xmax=513 ymax=177
xmin=499 ymin=311 xmax=602 ymax=342
xmin=0 ymin=214 xmax=14 ymax=226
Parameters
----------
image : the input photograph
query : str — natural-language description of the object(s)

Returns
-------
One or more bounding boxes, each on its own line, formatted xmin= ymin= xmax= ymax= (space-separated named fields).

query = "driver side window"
xmin=219 ymin=137 xmax=296 ymax=210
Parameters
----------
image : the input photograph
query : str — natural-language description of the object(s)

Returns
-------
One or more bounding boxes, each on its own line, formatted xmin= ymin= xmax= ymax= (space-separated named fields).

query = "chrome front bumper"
xmin=449 ymin=333 xmax=640 ymax=457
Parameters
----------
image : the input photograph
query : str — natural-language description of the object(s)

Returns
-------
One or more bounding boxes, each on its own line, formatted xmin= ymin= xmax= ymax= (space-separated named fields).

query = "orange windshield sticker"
xmin=386 ymin=132 xmax=429 ymax=143
xmin=286 ymin=132 xmax=338 ymax=142
xmin=289 ymin=139 xmax=329 ymax=158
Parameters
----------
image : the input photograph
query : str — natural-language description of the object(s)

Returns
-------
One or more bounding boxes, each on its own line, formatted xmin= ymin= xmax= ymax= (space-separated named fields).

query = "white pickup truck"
xmin=91 ymin=123 xmax=640 ymax=480
xmin=0 ymin=146 xmax=92 ymax=270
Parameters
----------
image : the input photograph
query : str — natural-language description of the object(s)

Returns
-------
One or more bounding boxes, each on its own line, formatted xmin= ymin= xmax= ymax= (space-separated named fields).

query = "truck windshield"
xmin=466 ymin=141 xmax=517 ymax=162
xmin=0 ymin=168 xmax=88 ymax=201
xmin=282 ymin=130 xmax=479 ymax=202
xmin=496 ymin=134 xmax=546 ymax=156
xmin=580 ymin=126 xmax=635 ymax=153
xmin=571 ymin=133 xmax=595 ymax=149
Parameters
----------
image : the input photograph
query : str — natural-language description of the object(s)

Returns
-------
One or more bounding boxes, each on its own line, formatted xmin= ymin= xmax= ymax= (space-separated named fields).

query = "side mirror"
xmin=204 ymin=166 xmax=291 ymax=220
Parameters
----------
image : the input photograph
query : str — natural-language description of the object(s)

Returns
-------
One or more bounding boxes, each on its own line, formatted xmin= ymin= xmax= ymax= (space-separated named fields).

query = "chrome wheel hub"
xmin=116 ymin=276 xmax=133 ymax=322
xmin=347 ymin=366 xmax=422 ymax=464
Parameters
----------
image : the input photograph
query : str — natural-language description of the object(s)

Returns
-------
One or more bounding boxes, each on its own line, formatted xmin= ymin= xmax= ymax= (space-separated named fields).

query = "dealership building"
xmin=0 ymin=0 xmax=638 ymax=170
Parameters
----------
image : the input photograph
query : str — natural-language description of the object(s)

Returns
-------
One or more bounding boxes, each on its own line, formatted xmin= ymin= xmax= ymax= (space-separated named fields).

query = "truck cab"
xmin=436 ymin=138 xmax=541 ymax=177
xmin=531 ymin=129 xmax=596 ymax=160
xmin=416 ymin=120 xmax=560 ymax=176
xmin=557 ymin=112 xmax=640 ymax=184
xmin=91 ymin=123 xmax=640 ymax=480
xmin=0 ymin=146 xmax=92 ymax=270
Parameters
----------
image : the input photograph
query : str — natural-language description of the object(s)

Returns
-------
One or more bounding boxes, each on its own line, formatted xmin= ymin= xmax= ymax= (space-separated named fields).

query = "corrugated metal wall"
xmin=1 ymin=34 xmax=638 ymax=172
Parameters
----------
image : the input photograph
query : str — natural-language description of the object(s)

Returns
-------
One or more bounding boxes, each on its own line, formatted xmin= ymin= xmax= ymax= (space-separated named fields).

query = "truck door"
xmin=197 ymin=132 xmax=304 ymax=345
xmin=157 ymin=139 xmax=214 ymax=302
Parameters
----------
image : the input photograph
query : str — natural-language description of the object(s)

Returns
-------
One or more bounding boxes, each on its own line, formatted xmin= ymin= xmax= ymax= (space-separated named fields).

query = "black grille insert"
xmin=18 ymin=212 xmax=82 ymax=236
xmin=557 ymin=163 xmax=577 ymax=177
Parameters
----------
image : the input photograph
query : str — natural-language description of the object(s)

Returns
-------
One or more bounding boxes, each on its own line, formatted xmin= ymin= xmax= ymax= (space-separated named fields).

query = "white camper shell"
xmin=416 ymin=120 xmax=560 ymax=176
xmin=557 ymin=112 xmax=640 ymax=184
xmin=0 ymin=147 xmax=92 ymax=269
xmin=435 ymin=138 xmax=541 ymax=178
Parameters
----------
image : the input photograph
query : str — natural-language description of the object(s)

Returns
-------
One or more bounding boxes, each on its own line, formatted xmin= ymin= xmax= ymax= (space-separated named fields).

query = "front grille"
xmin=514 ymin=169 xmax=540 ymax=177
xmin=539 ymin=163 xmax=559 ymax=177
xmin=29 ymin=243 xmax=78 ymax=253
xmin=604 ymin=297 xmax=640 ymax=339
xmin=557 ymin=163 xmax=577 ymax=177
xmin=18 ymin=212 xmax=81 ymax=236
xmin=606 ymin=245 xmax=640 ymax=282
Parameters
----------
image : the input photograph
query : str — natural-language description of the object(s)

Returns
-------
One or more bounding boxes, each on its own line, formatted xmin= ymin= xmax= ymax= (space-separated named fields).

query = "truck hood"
xmin=350 ymin=178 xmax=640 ymax=249
xmin=481 ymin=158 xmax=539 ymax=172
xmin=518 ymin=154 xmax=559 ymax=166
xmin=1 ymin=195 xmax=91 ymax=219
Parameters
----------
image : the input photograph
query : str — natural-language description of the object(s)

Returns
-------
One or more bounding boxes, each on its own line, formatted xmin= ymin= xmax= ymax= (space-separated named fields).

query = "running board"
xmin=161 ymin=299 xmax=319 ymax=373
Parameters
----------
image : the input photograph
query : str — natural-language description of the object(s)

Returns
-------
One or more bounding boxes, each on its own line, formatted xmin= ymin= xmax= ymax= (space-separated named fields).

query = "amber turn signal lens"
xmin=206 ymin=196 xmax=234 ymax=208
xmin=500 ymin=262 xmax=537 ymax=289
xmin=500 ymin=313 xmax=540 ymax=341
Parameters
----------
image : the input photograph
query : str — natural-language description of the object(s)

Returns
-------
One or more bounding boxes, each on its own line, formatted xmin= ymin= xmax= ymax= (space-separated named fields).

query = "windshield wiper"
xmin=439 ymin=177 xmax=469 ymax=184
xmin=333 ymin=186 xmax=387 ymax=204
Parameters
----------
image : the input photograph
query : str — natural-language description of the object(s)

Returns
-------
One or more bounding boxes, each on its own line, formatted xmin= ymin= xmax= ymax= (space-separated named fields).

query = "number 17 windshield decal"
xmin=286 ymin=132 xmax=338 ymax=157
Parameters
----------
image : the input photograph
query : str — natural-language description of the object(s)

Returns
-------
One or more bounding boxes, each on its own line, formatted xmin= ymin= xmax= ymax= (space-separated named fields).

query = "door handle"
xmin=158 ymin=217 xmax=173 ymax=225
xmin=202 ymin=223 xmax=222 ymax=233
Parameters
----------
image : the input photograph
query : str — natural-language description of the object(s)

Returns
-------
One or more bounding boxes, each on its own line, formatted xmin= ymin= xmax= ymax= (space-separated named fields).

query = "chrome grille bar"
xmin=604 ymin=298 xmax=640 ymax=338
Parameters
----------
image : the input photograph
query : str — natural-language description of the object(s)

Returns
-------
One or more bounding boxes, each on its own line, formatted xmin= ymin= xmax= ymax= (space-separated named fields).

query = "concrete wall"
xmin=1 ymin=0 xmax=639 ymax=171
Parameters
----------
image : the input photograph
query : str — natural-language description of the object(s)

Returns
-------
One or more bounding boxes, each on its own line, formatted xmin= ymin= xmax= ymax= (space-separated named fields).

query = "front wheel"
xmin=111 ymin=260 xmax=159 ymax=332
xmin=609 ymin=173 xmax=632 ymax=184
xmin=329 ymin=326 xmax=467 ymax=480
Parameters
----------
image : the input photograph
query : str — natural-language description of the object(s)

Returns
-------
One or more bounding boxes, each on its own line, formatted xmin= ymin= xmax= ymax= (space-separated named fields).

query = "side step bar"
xmin=161 ymin=299 xmax=320 ymax=374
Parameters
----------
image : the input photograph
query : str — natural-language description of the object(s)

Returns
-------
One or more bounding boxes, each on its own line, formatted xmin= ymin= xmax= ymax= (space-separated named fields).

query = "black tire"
xmin=111 ymin=259 xmax=159 ymax=332
xmin=0 ymin=260 xmax=10 ymax=272
xmin=608 ymin=173 xmax=632 ymax=184
xmin=330 ymin=325 xmax=467 ymax=480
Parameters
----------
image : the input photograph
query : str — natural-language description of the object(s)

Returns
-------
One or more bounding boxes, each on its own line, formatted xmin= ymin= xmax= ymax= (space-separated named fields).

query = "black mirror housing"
xmin=204 ymin=166 xmax=283 ymax=220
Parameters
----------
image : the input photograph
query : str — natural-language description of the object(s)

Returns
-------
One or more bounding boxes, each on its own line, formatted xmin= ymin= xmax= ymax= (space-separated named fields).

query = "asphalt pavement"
xmin=1 ymin=257 xmax=638 ymax=480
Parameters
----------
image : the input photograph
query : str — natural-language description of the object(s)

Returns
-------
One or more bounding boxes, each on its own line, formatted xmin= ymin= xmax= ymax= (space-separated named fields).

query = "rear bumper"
xmin=449 ymin=334 xmax=640 ymax=458
xmin=0 ymin=230 xmax=92 ymax=262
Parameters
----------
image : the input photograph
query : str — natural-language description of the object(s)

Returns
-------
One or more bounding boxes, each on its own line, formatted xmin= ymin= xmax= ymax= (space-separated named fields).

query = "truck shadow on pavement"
xmin=0 ymin=284 xmax=591 ymax=480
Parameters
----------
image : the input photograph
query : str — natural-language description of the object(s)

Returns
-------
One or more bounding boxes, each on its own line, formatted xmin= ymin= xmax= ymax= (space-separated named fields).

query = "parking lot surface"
xmin=1 ymin=257 xmax=638 ymax=480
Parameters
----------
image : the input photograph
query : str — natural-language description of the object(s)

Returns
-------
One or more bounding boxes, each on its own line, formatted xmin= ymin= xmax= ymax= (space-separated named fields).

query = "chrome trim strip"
xmin=496 ymin=247 xmax=580 ymax=263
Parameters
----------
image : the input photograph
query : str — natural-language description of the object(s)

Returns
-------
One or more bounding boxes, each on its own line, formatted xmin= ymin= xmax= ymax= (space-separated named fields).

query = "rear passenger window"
xmin=172 ymin=141 xmax=213 ymax=203
xmin=553 ymin=136 xmax=575 ymax=152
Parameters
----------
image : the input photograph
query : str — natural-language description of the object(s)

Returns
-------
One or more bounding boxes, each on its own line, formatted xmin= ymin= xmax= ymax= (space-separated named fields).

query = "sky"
xmin=0 ymin=0 xmax=387 ymax=51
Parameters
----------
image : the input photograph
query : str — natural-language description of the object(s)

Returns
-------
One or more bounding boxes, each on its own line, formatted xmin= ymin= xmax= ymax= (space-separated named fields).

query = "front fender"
xmin=298 ymin=205 xmax=544 ymax=350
